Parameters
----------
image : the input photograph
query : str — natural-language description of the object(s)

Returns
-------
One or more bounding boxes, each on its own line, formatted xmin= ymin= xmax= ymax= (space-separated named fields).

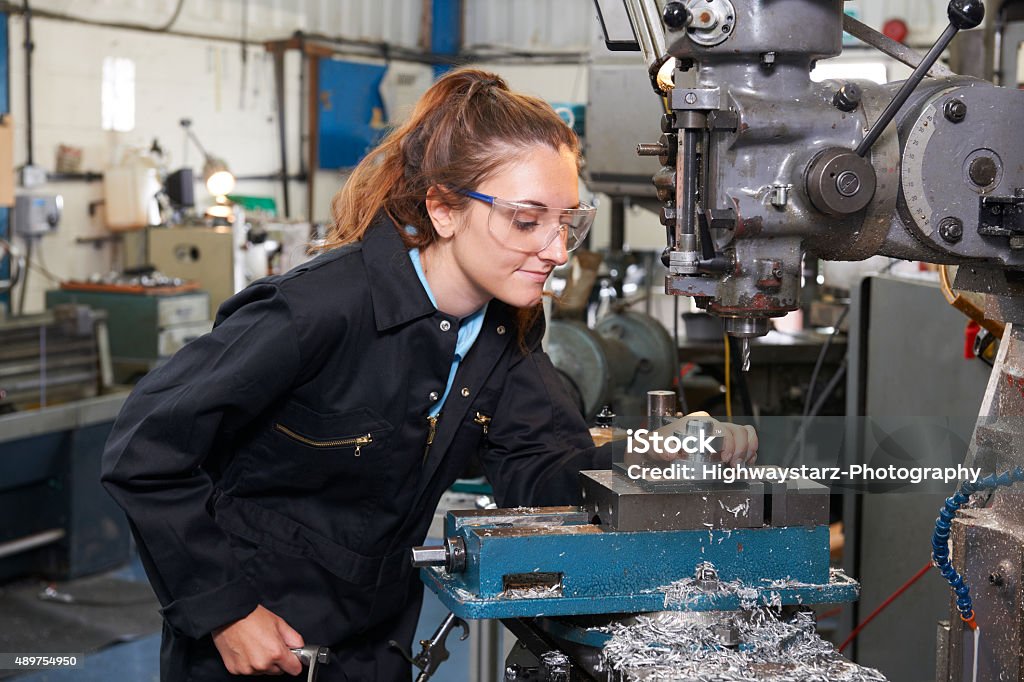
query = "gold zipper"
xmin=424 ymin=414 xmax=439 ymax=463
xmin=274 ymin=424 xmax=372 ymax=456
xmin=473 ymin=412 xmax=491 ymax=435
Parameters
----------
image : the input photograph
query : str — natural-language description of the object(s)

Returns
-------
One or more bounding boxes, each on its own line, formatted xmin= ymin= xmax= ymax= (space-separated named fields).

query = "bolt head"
xmin=833 ymin=83 xmax=862 ymax=112
xmin=944 ymin=99 xmax=967 ymax=123
xmin=836 ymin=170 xmax=861 ymax=197
xmin=939 ymin=217 xmax=964 ymax=243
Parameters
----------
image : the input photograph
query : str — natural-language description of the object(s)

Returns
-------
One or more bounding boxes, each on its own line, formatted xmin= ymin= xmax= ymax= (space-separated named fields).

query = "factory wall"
xmin=8 ymin=16 xmax=288 ymax=313
xmin=3 ymin=0 xmax=985 ymax=315
xmin=5 ymin=0 xmax=426 ymax=315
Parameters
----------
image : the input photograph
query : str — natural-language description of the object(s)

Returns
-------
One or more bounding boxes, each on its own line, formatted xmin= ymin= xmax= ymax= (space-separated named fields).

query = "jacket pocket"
xmin=273 ymin=422 xmax=375 ymax=456
xmin=238 ymin=401 xmax=394 ymax=493
xmin=273 ymin=401 xmax=391 ymax=454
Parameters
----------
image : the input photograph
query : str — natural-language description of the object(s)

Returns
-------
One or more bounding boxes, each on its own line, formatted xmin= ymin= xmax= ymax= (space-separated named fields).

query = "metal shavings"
xmin=718 ymin=498 xmax=751 ymax=518
xmin=600 ymin=609 xmax=888 ymax=681
xmin=657 ymin=563 xmax=762 ymax=610
xmin=658 ymin=565 xmax=856 ymax=613
xmin=451 ymin=585 xmax=478 ymax=602
xmin=500 ymin=583 xmax=563 ymax=600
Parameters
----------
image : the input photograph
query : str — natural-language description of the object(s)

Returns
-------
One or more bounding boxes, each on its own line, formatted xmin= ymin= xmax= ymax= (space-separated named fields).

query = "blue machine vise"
xmin=417 ymin=469 xmax=859 ymax=620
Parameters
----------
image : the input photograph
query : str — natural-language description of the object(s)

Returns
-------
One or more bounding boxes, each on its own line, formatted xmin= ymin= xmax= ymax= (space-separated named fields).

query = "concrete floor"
xmin=11 ymin=543 xmax=475 ymax=682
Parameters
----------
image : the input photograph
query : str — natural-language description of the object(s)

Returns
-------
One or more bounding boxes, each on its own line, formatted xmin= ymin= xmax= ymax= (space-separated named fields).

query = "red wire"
xmin=838 ymin=561 xmax=933 ymax=653
xmin=818 ymin=607 xmax=842 ymax=620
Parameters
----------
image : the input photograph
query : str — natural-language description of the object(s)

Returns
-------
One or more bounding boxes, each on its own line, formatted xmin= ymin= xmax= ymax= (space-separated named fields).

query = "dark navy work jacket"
xmin=100 ymin=215 xmax=607 ymax=650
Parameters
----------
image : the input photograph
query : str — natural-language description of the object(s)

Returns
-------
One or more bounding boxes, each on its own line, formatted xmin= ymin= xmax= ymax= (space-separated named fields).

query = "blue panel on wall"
xmin=431 ymin=0 xmax=462 ymax=77
xmin=317 ymin=60 xmax=388 ymax=170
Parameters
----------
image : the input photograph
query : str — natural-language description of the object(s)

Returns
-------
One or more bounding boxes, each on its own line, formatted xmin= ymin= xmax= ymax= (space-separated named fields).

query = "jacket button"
xmin=429 ymin=391 xmax=439 ymax=401
xmin=496 ymin=325 xmax=506 ymax=335
xmin=461 ymin=387 xmax=470 ymax=397
xmin=440 ymin=320 xmax=451 ymax=332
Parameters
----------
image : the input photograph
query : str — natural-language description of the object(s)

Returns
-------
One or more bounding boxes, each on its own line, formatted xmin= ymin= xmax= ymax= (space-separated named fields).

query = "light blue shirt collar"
xmin=408 ymin=243 xmax=489 ymax=416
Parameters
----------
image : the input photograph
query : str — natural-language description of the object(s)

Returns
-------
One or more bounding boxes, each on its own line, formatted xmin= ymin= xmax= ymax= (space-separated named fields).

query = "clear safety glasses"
xmin=460 ymin=190 xmax=595 ymax=254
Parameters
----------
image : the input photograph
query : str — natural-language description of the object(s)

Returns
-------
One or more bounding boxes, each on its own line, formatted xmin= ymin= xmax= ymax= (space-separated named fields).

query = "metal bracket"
xmin=390 ymin=611 xmax=469 ymax=682
xmin=978 ymin=190 xmax=1024 ymax=238
xmin=671 ymin=87 xmax=722 ymax=110
xmin=706 ymin=206 xmax=737 ymax=229
xmin=706 ymin=109 xmax=738 ymax=131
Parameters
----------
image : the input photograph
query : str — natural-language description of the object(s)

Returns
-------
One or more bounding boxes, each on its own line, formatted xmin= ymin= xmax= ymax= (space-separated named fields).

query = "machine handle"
xmin=290 ymin=645 xmax=330 ymax=682
xmin=855 ymin=0 xmax=984 ymax=158
xmin=661 ymin=1 xmax=690 ymax=30
xmin=389 ymin=611 xmax=470 ymax=682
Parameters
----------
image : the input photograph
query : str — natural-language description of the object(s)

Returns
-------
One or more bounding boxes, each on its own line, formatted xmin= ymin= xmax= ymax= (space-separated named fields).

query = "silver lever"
xmin=290 ymin=645 xmax=330 ymax=682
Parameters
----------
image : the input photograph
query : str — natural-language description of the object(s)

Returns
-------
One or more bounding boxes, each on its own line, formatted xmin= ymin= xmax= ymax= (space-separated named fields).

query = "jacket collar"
xmin=362 ymin=214 xmax=438 ymax=331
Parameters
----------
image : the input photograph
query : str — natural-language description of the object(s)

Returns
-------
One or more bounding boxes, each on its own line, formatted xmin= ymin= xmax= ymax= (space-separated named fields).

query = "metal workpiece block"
xmin=581 ymin=470 xmax=764 ymax=531
xmin=583 ymin=468 xmax=828 ymax=531
xmin=763 ymin=473 xmax=830 ymax=528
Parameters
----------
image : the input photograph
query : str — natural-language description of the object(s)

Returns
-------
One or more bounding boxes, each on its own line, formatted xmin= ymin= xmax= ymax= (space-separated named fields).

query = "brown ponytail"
xmin=325 ymin=68 xmax=581 ymax=255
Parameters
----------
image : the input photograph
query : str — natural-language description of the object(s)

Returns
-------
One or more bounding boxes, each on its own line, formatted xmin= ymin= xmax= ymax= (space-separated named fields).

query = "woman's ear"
xmin=425 ymin=186 xmax=458 ymax=239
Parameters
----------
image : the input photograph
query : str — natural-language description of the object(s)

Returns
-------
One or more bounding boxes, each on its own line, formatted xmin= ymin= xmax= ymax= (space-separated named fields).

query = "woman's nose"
xmin=538 ymin=227 xmax=569 ymax=265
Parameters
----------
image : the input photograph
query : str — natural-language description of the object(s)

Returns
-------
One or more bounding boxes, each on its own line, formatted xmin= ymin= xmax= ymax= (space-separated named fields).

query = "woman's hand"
xmin=651 ymin=411 xmax=758 ymax=466
xmin=211 ymin=605 xmax=305 ymax=676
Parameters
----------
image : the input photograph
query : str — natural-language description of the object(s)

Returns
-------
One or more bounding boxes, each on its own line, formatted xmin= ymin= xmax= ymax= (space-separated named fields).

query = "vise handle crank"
xmin=290 ymin=645 xmax=330 ymax=682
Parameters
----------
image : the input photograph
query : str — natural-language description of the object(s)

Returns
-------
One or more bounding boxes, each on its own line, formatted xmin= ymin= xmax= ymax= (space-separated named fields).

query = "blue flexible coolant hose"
xmin=932 ymin=467 xmax=1024 ymax=629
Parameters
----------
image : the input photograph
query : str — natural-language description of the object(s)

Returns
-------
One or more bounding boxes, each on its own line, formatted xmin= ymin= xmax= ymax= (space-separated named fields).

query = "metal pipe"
xmin=306 ymin=52 xmax=320 ymax=223
xmin=272 ymin=49 xmax=291 ymax=218
xmin=622 ymin=0 xmax=669 ymax=72
xmin=22 ymin=0 xmax=33 ymax=166
xmin=0 ymin=528 xmax=65 ymax=559
xmin=678 ymin=130 xmax=698 ymax=241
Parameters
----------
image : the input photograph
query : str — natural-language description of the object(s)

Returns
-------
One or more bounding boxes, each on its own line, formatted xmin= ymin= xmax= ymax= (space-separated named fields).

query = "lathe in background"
xmin=0 ymin=306 xmax=130 ymax=582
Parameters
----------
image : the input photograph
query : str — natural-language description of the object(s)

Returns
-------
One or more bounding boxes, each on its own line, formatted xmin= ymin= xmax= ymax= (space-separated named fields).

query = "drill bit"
xmin=741 ymin=338 xmax=751 ymax=372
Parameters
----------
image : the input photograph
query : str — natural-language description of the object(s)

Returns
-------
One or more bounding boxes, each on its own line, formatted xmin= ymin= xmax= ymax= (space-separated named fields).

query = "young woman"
xmin=101 ymin=68 xmax=757 ymax=681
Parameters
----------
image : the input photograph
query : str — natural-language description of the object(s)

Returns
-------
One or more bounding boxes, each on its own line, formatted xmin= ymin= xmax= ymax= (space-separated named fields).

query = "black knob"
xmin=948 ymin=0 xmax=985 ymax=30
xmin=832 ymin=82 xmax=862 ymax=112
xmin=662 ymin=1 xmax=690 ymax=30
xmin=661 ymin=246 xmax=673 ymax=268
